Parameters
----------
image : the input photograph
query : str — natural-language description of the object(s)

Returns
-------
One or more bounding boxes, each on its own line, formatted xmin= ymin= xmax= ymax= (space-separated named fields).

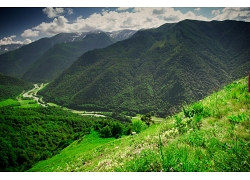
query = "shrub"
xmin=141 ymin=113 xmax=153 ymax=126
xmin=183 ymin=102 xmax=210 ymax=118
xmin=111 ymin=112 xmax=132 ymax=123
xmin=100 ymin=126 xmax=112 ymax=138
xmin=193 ymin=115 xmax=202 ymax=130
xmin=228 ymin=113 xmax=246 ymax=125
xmin=185 ymin=130 xmax=205 ymax=147
xmin=174 ymin=115 xmax=186 ymax=134
xmin=111 ymin=122 xmax=123 ymax=138
xmin=131 ymin=119 xmax=147 ymax=133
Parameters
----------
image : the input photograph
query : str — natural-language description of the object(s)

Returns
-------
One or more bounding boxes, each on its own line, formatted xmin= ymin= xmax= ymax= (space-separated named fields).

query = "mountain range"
xmin=0 ymin=30 xmax=136 ymax=82
xmin=40 ymin=20 xmax=250 ymax=116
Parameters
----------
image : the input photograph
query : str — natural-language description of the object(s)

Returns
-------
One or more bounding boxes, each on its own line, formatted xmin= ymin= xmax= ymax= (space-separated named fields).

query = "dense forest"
xmin=0 ymin=105 xmax=134 ymax=171
xmin=40 ymin=20 xmax=250 ymax=117
xmin=0 ymin=73 xmax=32 ymax=101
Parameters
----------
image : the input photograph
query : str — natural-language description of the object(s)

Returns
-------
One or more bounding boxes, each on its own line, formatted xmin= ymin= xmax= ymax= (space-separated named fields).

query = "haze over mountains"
xmin=0 ymin=44 xmax=23 ymax=55
xmin=0 ymin=30 xmax=136 ymax=82
xmin=40 ymin=20 xmax=250 ymax=116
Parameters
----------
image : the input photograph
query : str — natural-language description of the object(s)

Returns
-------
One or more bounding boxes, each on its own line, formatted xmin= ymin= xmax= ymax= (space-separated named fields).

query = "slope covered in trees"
xmin=0 ymin=30 xmax=136 ymax=82
xmin=0 ymin=34 xmax=80 ymax=78
xmin=40 ymin=20 xmax=250 ymax=116
xmin=0 ymin=102 xmax=132 ymax=171
xmin=22 ymin=33 xmax=114 ymax=82
xmin=0 ymin=73 xmax=32 ymax=101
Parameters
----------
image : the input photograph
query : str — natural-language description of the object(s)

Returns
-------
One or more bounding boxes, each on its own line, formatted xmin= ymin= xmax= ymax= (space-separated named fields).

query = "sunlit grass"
xmin=26 ymin=77 xmax=250 ymax=172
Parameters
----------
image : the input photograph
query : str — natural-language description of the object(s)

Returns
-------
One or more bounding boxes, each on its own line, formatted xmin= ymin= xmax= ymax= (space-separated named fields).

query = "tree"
xmin=141 ymin=113 xmax=153 ymax=126
xmin=100 ymin=126 xmax=112 ymax=138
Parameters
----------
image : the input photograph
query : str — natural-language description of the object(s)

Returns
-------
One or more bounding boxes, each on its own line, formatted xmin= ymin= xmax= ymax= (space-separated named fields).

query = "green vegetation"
xmin=0 ymin=37 xmax=65 ymax=78
xmin=0 ymin=98 xmax=40 ymax=108
xmin=0 ymin=96 xmax=132 ymax=171
xmin=30 ymin=77 xmax=249 ymax=172
xmin=40 ymin=20 xmax=250 ymax=116
xmin=0 ymin=106 xmax=95 ymax=171
xmin=22 ymin=33 xmax=114 ymax=83
xmin=141 ymin=113 xmax=154 ymax=126
xmin=0 ymin=30 xmax=135 ymax=82
xmin=0 ymin=73 xmax=32 ymax=101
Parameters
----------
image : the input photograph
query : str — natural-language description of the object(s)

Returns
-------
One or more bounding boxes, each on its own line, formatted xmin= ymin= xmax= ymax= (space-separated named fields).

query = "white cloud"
xmin=23 ymin=39 xmax=32 ymax=44
xmin=21 ymin=29 xmax=39 ymax=38
xmin=213 ymin=7 xmax=250 ymax=21
xmin=212 ymin=9 xmax=221 ymax=16
xmin=24 ymin=7 xmax=210 ymax=37
xmin=117 ymin=7 xmax=132 ymax=11
xmin=33 ymin=16 xmax=70 ymax=36
xmin=194 ymin=8 xmax=201 ymax=11
xmin=43 ymin=7 xmax=64 ymax=18
xmin=68 ymin=8 xmax=73 ymax=15
xmin=0 ymin=35 xmax=32 ymax=45
xmin=20 ymin=7 xmax=250 ymax=39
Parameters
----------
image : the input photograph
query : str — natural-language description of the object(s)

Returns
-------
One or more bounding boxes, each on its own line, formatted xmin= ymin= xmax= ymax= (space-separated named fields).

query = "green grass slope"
xmin=40 ymin=20 xmax=250 ymax=116
xmin=0 ymin=73 xmax=32 ymax=101
xmin=30 ymin=77 xmax=249 ymax=172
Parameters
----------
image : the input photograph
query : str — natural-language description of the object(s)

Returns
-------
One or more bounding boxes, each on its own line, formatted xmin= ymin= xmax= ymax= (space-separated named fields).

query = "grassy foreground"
xmin=30 ymin=77 xmax=249 ymax=172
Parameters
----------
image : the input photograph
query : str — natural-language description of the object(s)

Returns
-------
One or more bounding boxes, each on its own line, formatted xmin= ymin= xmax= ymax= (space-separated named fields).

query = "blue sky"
xmin=0 ymin=7 xmax=249 ymax=45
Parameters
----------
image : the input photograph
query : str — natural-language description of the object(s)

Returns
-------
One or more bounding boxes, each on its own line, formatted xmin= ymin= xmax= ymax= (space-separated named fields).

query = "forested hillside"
xmin=22 ymin=32 xmax=114 ymax=82
xmin=0 ymin=73 xmax=32 ymax=101
xmin=0 ymin=30 xmax=136 ymax=82
xmin=0 ymin=103 xmax=132 ymax=171
xmin=0 ymin=34 xmax=79 ymax=78
xmin=40 ymin=20 xmax=250 ymax=116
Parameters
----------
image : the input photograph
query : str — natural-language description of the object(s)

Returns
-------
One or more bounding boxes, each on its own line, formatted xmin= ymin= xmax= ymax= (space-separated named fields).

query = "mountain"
xmin=22 ymin=32 xmax=114 ymax=82
xmin=0 ymin=44 xmax=23 ymax=55
xmin=40 ymin=20 xmax=250 ymax=116
xmin=0 ymin=73 xmax=32 ymax=101
xmin=107 ymin=29 xmax=137 ymax=42
xmin=0 ymin=30 xmax=136 ymax=81
xmin=0 ymin=34 xmax=81 ymax=78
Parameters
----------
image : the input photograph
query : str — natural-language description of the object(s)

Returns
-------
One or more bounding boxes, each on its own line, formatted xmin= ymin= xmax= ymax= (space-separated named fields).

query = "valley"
xmin=29 ymin=77 xmax=249 ymax=172
xmin=0 ymin=18 xmax=249 ymax=172
xmin=18 ymin=83 xmax=106 ymax=117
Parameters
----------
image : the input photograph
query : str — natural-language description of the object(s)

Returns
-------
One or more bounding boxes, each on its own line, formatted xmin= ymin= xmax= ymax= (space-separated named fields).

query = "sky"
xmin=0 ymin=7 xmax=249 ymax=45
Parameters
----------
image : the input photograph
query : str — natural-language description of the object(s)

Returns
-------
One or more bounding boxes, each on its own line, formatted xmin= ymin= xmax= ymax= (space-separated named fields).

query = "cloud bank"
xmin=22 ymin=7 xmax=250 ymax=38
xmin=2 ymin=7 xmax=249 ymax=43
xmin=23 ymin=7 xmax=211 ymax=37
xmin=42 ymin=7 xmax=74 ymax=18
xmin=0 ymin=35 xmax=32 ymax=46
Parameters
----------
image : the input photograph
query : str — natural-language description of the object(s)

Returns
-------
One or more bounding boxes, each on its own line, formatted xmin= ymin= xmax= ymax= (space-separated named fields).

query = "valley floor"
xmin=29 ymin=77 xmax=249 ymax=172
